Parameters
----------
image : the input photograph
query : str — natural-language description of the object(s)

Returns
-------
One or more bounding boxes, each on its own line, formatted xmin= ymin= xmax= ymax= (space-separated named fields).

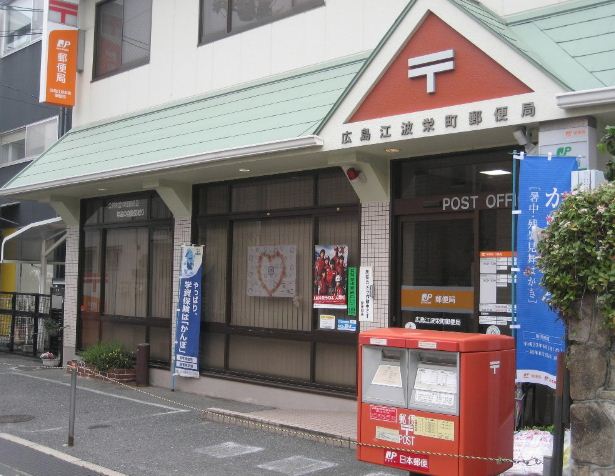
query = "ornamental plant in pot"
xmin=40 ymin=351 xmax=60 ymax=367
xmin=80 ymin=342 xmax=134 ymax=373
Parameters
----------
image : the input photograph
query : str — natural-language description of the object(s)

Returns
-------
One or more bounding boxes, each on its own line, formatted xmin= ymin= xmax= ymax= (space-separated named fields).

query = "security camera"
xmin=513 ymin=127 xmax=530 ymax=146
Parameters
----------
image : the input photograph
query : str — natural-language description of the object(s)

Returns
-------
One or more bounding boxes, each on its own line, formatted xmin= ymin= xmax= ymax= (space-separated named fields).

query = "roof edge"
xmin=70 ymin=52 xmax=370 ymax=136
xmin=557 ymin=85 xmax=615 ymax=108
xmin=505 ymin=0 xmax=612 ymax=24
xmin=0 ymin=136 xmax=324 ymax=197
xmin=313 ymin=0 xmax=419 ymax=134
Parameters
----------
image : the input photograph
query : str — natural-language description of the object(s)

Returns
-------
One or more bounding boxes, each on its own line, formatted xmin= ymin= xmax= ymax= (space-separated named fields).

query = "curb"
xmin=201 ymin=408 xmax=357 ymax=449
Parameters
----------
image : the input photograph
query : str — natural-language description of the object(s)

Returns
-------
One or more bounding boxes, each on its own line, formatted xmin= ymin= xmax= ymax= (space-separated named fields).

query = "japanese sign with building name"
xmin=39 ymin=0 xmax=79 ymax=107
xmin=173 ymin=245 xmax=203 ymax=378
xmin=247 ymin=245 xmax=296 ymax=298
xmin=313 ymin=245 xmax=348 ymax=309
xmin=358 ymin=266 xmax=374 ymax=322
xmin=401 ymin=286 xmax=474 ymax=314
xmin=516 ymin=156 xmax=578 ymax=389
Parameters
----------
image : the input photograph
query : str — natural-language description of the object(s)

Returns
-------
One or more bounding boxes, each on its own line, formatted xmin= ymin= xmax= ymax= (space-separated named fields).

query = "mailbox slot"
xmin=407 ymin=349 xmax=459 ymax=416
xmin=361 ymin=345 xmax=408 ymax=407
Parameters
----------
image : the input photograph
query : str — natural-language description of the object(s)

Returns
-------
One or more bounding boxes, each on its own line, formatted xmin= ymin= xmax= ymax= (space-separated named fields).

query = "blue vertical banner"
xmin=173 ymin=245 xmax=203 ymax=378
xmin=516 ymin=156 xmax=577 ymax=389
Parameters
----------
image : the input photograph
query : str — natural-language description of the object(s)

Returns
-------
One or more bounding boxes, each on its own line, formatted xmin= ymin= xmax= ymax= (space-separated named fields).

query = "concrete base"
xmin=150 ymin=368 xmax=356 ymax=413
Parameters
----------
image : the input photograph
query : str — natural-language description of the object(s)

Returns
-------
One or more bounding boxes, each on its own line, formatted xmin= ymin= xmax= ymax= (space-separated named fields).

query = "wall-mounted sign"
xmin=247 ymin=245 xmax=296 ymax=298
xmin=104 ymin=198 xmax=148 ymax=222
xmin=313 ymin=245 xmax=348 ymax=309
xmin=358 ymin=266 xmax=374 ymax=322
xmin=39 ymin=0 xmax=79 ymax=107
xmin=408 ymin=49 xmax=455 ymax=94
xmin=401 ymin=286 xmax=474 ymax=314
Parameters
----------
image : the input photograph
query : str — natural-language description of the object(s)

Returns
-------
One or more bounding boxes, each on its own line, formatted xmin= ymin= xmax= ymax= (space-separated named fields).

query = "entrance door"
xmin=397 ymin=214 xmax=476 ymax=332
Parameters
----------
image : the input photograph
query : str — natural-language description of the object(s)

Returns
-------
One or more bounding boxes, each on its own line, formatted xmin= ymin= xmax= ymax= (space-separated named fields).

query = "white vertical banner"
xmin=358 ymin=266 xmax=374 ymax=322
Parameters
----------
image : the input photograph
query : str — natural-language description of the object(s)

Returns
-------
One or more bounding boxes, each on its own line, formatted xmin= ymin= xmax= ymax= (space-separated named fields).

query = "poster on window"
xmin=313 ymin=245 xmax=348 ymax=309
xmin=173 ymin=245 xmax=203 ymax=378
xmin=247 ymin=245 xmax=297 ymax=298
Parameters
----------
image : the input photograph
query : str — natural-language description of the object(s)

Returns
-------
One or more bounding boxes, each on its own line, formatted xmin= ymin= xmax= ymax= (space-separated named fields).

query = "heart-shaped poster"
xmin=246 ymin=245 xmax=297 ymax=298
xmin=256 ymin=251 xmax=286 ymax=297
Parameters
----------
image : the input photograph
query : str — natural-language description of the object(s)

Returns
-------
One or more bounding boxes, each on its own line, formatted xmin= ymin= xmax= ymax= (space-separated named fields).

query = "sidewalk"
xmin=0 ymin=353 xmax=548 ymax=475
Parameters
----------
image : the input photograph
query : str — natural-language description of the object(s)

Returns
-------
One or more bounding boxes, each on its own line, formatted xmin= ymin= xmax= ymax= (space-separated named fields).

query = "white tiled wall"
xmin=360 ymin=202 xmax=390 ymax=330
xmin=170 ymin=218 xmax=192 ymax=354
xmin=62 ymin=225 xmax=79 ymax=362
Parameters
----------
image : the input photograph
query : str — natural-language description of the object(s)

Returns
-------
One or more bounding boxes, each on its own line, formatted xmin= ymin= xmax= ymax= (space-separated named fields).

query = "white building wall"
xmin=62 ymin=225 xmax=79 ymax=363
xmin=360 ymin=202 xmax=390 ymax=330
xmin=74 ymin=0 xmax=408 ymax=126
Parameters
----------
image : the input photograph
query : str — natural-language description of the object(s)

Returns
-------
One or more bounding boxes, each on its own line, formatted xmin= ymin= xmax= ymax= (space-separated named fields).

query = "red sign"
xmin=369 ymin=405 xmax=397 ymax=423
xmin=384 ymin=450 xmax=429 ymax=472
xmin=349 ymin=12 xmax=532 ymax=122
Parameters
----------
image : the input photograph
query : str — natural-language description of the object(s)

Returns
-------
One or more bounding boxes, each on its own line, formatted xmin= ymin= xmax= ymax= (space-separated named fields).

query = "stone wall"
xmin=568 ymin=295 xmax=615 ymax=475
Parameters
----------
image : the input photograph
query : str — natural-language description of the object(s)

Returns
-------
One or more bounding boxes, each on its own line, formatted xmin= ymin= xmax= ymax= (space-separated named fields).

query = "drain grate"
xmin=0 ymin=414 xmax=34 ymax=424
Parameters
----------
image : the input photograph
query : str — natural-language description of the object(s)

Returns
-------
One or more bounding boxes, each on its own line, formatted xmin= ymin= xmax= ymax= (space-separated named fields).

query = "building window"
xmin=0 ymin=0 xmax=44 ymax=57
xmin=195 ymin=169 xmax=360 ymax=393
xmin=0 ymin=117 xmax=58 ymax=165
xmin=79 ymin=193 xmax=173 ymax=364
xmin=94 ymin=0 xmax=152 ymax=78
xmin=199 ymin=0 xmax=324 ymax=44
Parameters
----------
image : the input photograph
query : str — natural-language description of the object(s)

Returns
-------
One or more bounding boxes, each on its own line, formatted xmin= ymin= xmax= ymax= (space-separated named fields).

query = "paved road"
xmin=0 ymin=355 xmax=403 ymax=476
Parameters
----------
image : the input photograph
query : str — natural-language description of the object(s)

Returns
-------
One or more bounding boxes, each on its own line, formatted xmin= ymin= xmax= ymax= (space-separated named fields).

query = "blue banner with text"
xmin=173 ymin=245 xmax=203 ymax=378
xmin=516 ymin=156 xmax=577 ymax=389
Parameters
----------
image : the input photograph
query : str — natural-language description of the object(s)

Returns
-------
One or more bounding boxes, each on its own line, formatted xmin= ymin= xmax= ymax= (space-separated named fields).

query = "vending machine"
xmin=358 ymin=328 xmax=515 ymax=475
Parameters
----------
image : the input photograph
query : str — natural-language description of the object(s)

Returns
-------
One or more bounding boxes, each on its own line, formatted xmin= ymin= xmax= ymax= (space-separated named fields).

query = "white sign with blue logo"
xmin=173 ymin=245 xmax=203 ymax=378
xmin=515 ymin=156 xmax=577 ymax=389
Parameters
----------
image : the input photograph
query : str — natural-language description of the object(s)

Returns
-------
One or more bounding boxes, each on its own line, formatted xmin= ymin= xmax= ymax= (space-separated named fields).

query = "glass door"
xmin=397 ymin=214 xmax=476 ymax=332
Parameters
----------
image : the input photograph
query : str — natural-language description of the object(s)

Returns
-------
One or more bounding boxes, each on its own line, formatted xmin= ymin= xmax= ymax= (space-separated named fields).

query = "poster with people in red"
xmin=313 ymin=245 xmax=348 ymax=309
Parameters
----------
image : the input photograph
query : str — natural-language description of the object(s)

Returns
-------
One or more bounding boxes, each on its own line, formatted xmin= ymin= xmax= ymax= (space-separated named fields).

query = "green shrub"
xmin=537 ymin=182 xmax=615 ymax=325
xmin=81 ymin=342 xmax=134 ymax=372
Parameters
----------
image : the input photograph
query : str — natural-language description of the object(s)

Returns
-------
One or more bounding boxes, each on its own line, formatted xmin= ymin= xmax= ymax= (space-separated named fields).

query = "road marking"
xmin=11 ymin=371 xmax=189 ymax=412
xmin=194 ymin=441 xmax=264 ymax=458
xmin=23 ymin=427 xmax=64 ymax=433
xmin=0 ymin=460 xmax=33 ymax=476
xmin=258 ymin=455 xmax=337 ymax=475
xmin=363 ymin=473 xmax=400 ymax=476
xmin=0 ymin=433 xmax=126 ymax=476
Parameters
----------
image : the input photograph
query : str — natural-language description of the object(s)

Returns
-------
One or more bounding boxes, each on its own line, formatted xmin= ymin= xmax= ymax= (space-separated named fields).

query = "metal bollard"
xmin=136 ymin=343 xmax=150 ymax=387
xmin=68 ymin=367 xmax=77 ymax=446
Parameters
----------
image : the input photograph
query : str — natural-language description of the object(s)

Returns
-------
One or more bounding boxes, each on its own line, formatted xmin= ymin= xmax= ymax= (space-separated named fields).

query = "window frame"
xmin=92 ymin=0 xmax=153 ymax=81
xmin=77 ymin=192 xmax=174 ymax=365
xmin=0 ymin=0 xmax=43 ymax=58
xmin=198 ymin=0 xmax=325 ymax=46
xmin=194 ymin=168 xmax=360 ymax=396
xmin=0 ymin=116 xmax=59 ymax=167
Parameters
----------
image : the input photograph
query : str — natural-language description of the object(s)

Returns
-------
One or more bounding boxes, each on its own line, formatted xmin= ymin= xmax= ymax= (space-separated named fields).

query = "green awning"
xmin=1 ymin=53 xmax=367 ymax=195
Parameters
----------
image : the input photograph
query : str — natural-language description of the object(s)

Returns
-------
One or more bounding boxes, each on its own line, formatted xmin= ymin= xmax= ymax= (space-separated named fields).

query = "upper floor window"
xmin=199 ymin=0 xmax=324 ymax=44
xmin=0 ymin=0 xmax=44 ymax=57
xmin=0 ymin=117 xmax=58 ymax=165
xmin=94 ymin=0 xmax=152 ymax=79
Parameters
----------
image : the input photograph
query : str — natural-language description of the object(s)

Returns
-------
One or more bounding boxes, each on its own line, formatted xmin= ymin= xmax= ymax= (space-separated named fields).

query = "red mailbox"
xmin=357 ymin=328 xmax=515 ymax=475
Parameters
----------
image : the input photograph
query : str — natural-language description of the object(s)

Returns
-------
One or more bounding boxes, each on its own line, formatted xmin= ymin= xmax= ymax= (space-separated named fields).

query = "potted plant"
xmin=40 ymin=351 xmax=61 ymax=367
xmin=68 ymin=342 xmax=136 ymax=383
